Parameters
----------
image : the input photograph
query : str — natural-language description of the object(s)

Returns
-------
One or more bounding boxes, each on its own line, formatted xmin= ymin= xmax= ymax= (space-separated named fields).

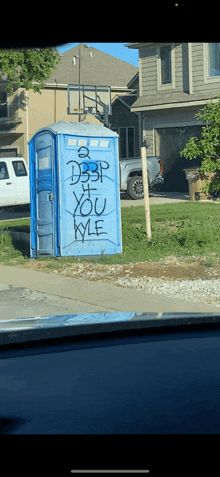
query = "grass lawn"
xmin=0 ymin=202 xmax=220 ymax=268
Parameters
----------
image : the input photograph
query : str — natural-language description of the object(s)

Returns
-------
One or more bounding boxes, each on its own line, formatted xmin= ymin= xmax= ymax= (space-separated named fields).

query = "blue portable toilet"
xmin=29 ymin=121 xmax=122 ymax=258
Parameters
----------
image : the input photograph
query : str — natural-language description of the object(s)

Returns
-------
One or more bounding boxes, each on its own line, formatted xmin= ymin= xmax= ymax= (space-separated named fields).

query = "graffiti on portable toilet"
xmin=67 ymin=145 xmax=109 ymax=242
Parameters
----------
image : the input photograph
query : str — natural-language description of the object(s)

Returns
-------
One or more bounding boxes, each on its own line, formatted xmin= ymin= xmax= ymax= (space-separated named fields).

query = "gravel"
xmin=116 ymin=276 xmax=220 ymax=307
xmin=54 ymin=258 xmax=220 ymax=307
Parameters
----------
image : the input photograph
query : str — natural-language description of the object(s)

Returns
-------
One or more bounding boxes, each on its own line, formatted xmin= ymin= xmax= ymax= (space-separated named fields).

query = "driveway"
xmin=120 ymin=191 xmax=190 ymax=207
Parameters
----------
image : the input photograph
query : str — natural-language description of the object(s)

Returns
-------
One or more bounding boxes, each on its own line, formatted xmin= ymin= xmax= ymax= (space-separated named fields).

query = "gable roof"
xmin=127 ymin=72 xmax=139 ymax=88
xmin=46 ymin=44 xmax=138 ymax=88
xmin=112 ymin=94 xmax=138 ymax=108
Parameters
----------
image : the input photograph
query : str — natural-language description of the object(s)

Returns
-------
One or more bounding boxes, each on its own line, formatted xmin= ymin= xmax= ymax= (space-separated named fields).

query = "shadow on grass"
xmin=11 ymin=237 xmax=30 ymax=260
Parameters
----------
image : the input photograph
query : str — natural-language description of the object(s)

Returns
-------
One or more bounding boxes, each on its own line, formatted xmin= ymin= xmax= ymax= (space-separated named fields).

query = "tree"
xmin=180 ymin=94 xmax=220 ymax=195
xmin=0 ymin=48 xmax=61 ymax=94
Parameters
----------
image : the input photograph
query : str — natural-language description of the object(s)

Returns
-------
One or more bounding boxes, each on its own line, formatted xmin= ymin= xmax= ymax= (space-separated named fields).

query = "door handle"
xmin=6 ymin=182 xmax=12 ymax=185
xmin=49 ymin=193 xmax=54 ymax=201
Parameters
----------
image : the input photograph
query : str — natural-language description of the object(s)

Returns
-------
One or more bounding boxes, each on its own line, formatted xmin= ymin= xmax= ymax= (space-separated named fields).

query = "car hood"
xmin=120 ymin=158 xmax=160 ymax=167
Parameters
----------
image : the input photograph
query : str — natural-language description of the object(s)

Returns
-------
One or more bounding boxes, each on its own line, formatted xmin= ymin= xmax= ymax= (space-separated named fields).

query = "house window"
xmin=112 ymin=127 xmax=135 ymax=159
xmin=161 ymin=46 xmax=172 ymax=84
xmin=0 ymin=88 xmax=8 ymax=118
xmin=208 ymin=43 xmax=220 ymax=76
xmin=157 ymin=44 xmax=175 ymax=90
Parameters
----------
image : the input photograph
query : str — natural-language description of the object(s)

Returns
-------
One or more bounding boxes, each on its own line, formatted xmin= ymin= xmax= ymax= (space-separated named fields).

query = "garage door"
xmin=0 ymin=149 xmax=17 ymax=158
xmin=157 ymin=126 xmax=203 ymax=192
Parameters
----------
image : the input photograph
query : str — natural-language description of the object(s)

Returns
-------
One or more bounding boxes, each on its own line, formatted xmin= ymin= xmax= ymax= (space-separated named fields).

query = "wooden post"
xmin=141 ymin=146 xmax=151 ymax=240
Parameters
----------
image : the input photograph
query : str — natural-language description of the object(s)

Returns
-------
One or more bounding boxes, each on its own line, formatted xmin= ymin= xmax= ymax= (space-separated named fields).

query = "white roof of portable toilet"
xmin=33 ymin=121 xmax=118 ymax=138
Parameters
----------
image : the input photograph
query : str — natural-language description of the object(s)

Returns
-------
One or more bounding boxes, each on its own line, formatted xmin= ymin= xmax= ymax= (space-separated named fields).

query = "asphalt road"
xmin=0 ymin=204 xmax=30 ymax=222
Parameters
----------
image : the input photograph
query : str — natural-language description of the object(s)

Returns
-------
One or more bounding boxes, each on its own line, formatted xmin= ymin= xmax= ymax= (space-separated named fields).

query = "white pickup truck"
xmin=120 ymin=156 xmax=164 ymax=200
xmin=0 ymin=157 xmax=30 ymax=207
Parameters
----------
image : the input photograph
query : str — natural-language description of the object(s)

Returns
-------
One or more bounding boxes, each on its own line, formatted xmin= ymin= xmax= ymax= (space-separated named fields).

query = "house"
xmin=126 ymin=43 xmax=220 ymax=192
xmin=0 ymin=44 xmax=138 ymax=166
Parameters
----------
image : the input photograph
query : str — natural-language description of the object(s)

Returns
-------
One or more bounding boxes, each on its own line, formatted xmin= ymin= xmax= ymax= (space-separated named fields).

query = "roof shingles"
xmin=46 ymin=44 xmax=138 ymax=88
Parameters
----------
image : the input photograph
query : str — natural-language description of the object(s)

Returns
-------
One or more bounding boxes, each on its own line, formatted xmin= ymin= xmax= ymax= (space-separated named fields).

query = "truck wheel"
xmin=127 ymin=175 xmax=150 ymax=200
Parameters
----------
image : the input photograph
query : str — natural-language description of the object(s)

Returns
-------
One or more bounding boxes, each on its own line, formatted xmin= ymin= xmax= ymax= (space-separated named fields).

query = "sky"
xmin=57 ymin=43 xmax=139 ymax=67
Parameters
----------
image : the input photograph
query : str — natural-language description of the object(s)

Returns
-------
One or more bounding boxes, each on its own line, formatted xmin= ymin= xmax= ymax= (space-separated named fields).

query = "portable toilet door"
xmin=29 ymin=131 xmax=56 ymax=258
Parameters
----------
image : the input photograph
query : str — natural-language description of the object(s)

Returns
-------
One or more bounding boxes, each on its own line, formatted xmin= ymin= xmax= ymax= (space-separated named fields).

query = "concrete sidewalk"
xmin=0 ymin=264 xmax=220 ymax=322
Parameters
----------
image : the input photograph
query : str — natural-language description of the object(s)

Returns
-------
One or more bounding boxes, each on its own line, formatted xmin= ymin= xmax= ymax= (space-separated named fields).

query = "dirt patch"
xmin=13 ymin=253 xmax=220 ymax=283
xmin=156 ymin=221 xmax=179 ymax=232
